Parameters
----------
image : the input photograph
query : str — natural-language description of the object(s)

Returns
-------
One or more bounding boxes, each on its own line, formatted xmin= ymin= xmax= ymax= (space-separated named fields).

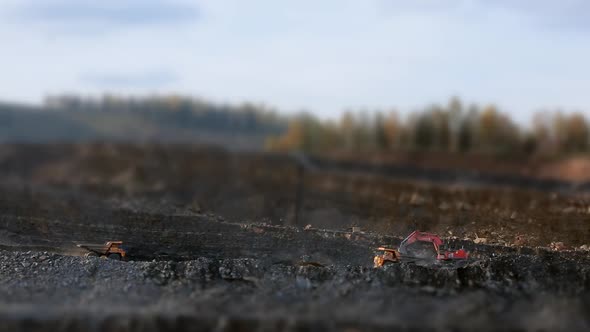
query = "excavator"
xmin=374 ymin=230 xmax=468 ymax=267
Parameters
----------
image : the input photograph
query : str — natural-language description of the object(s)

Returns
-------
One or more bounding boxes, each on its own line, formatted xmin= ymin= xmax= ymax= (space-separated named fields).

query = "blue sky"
xmin=1 ymin=0 xmax=589 ymax=123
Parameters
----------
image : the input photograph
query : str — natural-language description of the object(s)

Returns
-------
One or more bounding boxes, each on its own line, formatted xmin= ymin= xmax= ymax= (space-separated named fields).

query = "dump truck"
xmin=374 ymin=230 xmax=468 ymax=267
xmin=373 ymin=246 xmax=401 ymax=267
xmin=77 ymin=241 xmax=127 ymax=260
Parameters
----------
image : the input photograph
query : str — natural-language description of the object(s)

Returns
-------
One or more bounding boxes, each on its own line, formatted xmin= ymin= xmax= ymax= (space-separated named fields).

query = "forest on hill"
xmin=0 ymin=95 xmax=286 ymax=149
xmin=267 ymin=97 xmax=590 ymax=158
xmin=2 ymin=95 xmax=589 ymax=159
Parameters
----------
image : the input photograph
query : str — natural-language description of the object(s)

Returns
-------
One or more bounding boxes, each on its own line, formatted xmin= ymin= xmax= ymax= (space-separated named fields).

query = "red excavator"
xmin=374 ymin=230 xmax=468 ymax=267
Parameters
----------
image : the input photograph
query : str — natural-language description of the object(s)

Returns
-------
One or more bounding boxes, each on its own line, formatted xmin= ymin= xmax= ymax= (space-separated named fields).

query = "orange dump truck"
xmin=77 ymin=241 xmax=127 ymax=260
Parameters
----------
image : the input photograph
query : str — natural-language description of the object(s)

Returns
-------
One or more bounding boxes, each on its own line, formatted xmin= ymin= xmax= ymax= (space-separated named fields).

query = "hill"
xmin=0 ymin=96 xmax=287 ymax=149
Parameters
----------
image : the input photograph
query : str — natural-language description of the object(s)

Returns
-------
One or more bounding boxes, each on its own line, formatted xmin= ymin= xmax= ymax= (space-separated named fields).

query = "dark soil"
xmin=0 ymin=143 xmax=589 ymax=331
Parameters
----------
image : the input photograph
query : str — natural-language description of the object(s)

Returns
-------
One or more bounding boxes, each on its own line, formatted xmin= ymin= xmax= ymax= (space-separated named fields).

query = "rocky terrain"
xmin=1 ymin=240 xmax=589 ymax=332
xmin=0 ymin=143 xmax=589 ymax=331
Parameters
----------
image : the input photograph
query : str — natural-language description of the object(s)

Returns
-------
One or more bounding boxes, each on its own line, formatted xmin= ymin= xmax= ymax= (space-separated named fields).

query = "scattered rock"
xmin=513 ymin=235 xmax=528 ymax=246
xmin=410 ymin=193 xmax=426 ymax=205
xmin=562 ymin=207 xmax=576 ymax=214
xmin=456 ymin=201 xmax=472 ymax=211
xmin=142 ymin=261 xmax=176 ymax=285
xmin=550 ymin=242 xmax=567 ymax=251
xmin=438 ymin=202 xmax=450 ymax=211
xmin=251 ymin=227 xmax=265 ymax=234
xmin=474 ymin=234 xmax=487 ymax=244
xmin=218 ymin=258 xmax=259 ymax=280
xmin=189 ymin=201 xmax=201 ymax=213
xmin=474 ymin=238 xmax=487 ymax=244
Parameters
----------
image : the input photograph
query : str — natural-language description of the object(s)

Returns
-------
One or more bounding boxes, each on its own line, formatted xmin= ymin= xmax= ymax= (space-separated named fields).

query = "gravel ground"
xmin=0 ymin=248 xmax=589 ymax=332
xmin=1 ymin=144 xmax=590 ymax=331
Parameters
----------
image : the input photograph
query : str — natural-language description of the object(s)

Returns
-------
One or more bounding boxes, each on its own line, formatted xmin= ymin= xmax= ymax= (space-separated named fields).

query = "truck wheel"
xmin=107 ymin=254 xmax=121 ymax=260
xmin=85 ymin=252 xmax=99 ymax=258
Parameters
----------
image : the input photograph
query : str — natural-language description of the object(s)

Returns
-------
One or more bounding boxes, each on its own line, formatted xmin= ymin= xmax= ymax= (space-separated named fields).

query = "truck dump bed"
xmin=76 ymin=243 xmax=111 ymax=254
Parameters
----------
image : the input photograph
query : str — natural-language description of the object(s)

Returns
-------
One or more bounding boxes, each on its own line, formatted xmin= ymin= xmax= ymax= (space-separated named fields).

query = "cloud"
xmin=377 ymin=0 xmax=468 ymax=15
xmin=17 ymin=0 xmax=198 ymax=27
xmin=375 ymin=0 xmax=590 ymax=32
xmin=79 ymin=69 xmax=180 ymax=88
xmin=483 ymin=0 xmax=590 ymax=31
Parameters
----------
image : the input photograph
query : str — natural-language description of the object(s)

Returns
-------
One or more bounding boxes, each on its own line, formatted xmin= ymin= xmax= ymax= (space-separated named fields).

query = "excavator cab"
xmin=399 ymin=231 xmax=442 ymax=260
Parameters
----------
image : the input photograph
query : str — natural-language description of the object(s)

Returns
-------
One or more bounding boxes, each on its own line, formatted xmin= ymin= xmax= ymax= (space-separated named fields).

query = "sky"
xmin=1 ymin=0 xmax=590 ymax=123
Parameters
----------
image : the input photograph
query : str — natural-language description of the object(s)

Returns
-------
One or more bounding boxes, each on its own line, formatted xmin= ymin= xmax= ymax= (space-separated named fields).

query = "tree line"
xmin=3 ymin=94 xmax=588 ymax=156
xmin=43 ymin=95 xmax=287 ymax=135
xmin=266 ymin=97 xmax=590 ymax=157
